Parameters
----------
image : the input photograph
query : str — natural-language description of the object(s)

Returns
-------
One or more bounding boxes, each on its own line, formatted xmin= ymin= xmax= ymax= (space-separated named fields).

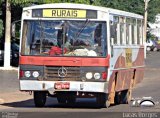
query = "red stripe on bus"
xmin=19 ymin=55 xmax=110 ymax=67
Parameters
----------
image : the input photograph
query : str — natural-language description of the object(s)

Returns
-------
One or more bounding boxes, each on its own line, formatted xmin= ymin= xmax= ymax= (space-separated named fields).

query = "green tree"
xmin=93 ymin=0 xmax=160 ymax=23
xmin=0 ymin=1 xmax=3 ymax=39
xmin=148 ymin=0 xmax=160 ymax=22
xmin=0 ymin=19 xmax=3 ymax=38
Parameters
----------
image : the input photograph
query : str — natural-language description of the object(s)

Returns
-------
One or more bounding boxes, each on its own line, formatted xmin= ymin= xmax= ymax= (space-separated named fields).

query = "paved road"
xmin=0 ymin=52 xmax=160 ymax=117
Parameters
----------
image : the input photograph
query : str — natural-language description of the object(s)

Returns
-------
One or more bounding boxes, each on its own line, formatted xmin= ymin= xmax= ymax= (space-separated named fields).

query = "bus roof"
xmin=23 ymin=3 xmax=143 ymax=19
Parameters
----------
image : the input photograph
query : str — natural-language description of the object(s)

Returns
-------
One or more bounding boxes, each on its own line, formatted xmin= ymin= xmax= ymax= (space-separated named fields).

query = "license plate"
xmin=54 ymin=82 xmax=70 ymax=90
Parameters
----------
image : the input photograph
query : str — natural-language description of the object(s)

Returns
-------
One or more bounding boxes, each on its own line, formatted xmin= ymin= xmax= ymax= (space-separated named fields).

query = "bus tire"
xmin=34 ymin=91 xmax=46 ymax=107
xmin=66 ymin=95 xmax=76 ymax=104
xmin=114 ymin=92 xmax=121 ymax=104
xmin=115 ymin=90 xmax=132 ymax=104
xmin=96 ymin=93 xmax=110 ymax=108
xmin=57 ymin=92 xmax=67 ymax=104
xmin=121 ymin=90 xmax=132 ymax=104
xmin=122 ymin=78 xmax=134 ymax=104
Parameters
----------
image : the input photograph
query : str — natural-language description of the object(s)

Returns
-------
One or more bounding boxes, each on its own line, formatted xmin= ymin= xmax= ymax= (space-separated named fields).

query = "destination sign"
xmin=43 ymin=9 xmax=87 ymax=18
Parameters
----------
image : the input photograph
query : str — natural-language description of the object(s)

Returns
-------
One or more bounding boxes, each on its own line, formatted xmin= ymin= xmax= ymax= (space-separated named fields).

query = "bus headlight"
xmin=94 ymin=73 xmax=101 ymax=80
xmin=24 ymin=71 xmax=31 ymax=78
xmin=86 ymin=72 xmax=93 ymax=79
xmin=32 ymin=71 xmax=39 ymax=78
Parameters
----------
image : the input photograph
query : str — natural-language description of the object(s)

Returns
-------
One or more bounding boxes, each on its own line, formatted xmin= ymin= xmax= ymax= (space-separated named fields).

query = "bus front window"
xmin=21 ymin=20 xmax=107 ymax=57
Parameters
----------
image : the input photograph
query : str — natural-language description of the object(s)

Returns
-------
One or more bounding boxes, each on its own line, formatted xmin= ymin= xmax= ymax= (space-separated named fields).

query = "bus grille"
xmin=44 ymin=66 xmax=81 ymax=81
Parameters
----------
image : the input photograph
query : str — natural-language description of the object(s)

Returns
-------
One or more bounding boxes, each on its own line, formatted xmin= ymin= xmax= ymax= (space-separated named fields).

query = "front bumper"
xmin=20 ymin=80 xmax=108 ymax=93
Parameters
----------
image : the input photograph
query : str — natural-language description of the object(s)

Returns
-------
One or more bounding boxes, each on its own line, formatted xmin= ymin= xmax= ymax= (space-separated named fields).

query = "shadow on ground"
xmin=1 ymin=97 xmax=118 ymax=109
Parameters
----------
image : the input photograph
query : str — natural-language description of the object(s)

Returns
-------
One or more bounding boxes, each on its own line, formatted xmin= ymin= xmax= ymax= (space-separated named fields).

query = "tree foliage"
xmin=148 ymin=0 xmax=160 ymax=22
xmin=10 ymin=0 xmax=90 ymax=5
xmin=0 ymin=19 xmax=3 ymax=38
xmin=10 ymin=0 xmax=90 ymax=22
xmin=0 ymin=0 xmax=159 ymax=23
xmin=0 ymin=1 xmax=3 ymax=39
xmin=94 ymin=0 xmax=160 ymax=23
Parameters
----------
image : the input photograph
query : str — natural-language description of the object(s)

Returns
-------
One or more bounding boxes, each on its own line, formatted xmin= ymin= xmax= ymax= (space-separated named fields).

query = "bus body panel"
xmin=108 ymin=46 xmax=144 ymax=93
xmin=19 ymin=56 xmax=110 ymax=67
xmin=20 ymin=80 xmax=108 ymax=93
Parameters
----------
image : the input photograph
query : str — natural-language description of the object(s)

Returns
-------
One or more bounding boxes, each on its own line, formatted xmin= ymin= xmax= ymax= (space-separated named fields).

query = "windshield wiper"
xmin=74 ymin=19 xmax=90 ymax=40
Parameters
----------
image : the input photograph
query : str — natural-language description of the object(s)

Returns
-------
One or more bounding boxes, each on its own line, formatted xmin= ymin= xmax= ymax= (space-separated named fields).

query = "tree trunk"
xmin=4 ymin=0 xmax=11 ymax=68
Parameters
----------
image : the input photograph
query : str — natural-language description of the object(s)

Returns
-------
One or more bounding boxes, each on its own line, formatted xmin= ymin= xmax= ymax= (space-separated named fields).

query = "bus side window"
xmin=126 ymin=18 xmax=132 ymax=45
xmin=110 ymin=16 xmax=119 ymax=57
xmin=110 ymin=16 xmax=119 ymax=45
xmin=110 ymin=21 xmax=114 ymax=57
xmin=137 ymin=20 xmax=143 ymax=45
xmin=142 ymin=20 xmax=144 ymax=45
xmin=120 ymin=17 xmax=126 ymax=45
xmin=131 ymin=19 xmax=137 ymax=45
xmin=126 ymin=24 xmax=129 ymax=45
xmin=110 ymin=21 xmax=117 ymax=45
xmin=135 ymin=19 xmax=138 ymax=45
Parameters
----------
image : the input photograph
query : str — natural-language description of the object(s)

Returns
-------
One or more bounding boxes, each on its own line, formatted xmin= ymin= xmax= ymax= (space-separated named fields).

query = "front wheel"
xmin=96 ymin=93 xmax=110 ymax=108
xmin=34 ymin=91 xmax=47 ymax=107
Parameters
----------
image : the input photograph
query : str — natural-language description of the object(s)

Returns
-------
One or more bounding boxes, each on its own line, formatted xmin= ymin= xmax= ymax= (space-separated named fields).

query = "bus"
xmin=19 ymin=3 xmax=145 ymax=108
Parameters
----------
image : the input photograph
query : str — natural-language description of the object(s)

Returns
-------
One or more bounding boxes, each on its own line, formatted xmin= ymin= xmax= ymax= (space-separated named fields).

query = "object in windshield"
xmin=48 ymin=46 xmax=67 ymax=56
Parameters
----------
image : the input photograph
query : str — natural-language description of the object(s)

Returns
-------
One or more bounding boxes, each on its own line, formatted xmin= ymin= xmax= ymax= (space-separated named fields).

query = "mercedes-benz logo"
xmin=58 ymin=67 xmax=67 ymax=77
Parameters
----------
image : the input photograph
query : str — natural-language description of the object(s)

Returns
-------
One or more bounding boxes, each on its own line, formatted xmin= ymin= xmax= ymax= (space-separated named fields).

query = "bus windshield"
xmin=21 ymin=20 xmax=107 ymax=57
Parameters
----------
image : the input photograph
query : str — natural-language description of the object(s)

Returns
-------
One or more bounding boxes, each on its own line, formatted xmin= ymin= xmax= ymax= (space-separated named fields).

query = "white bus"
xmin=19 ymin=3 xmax=144 ymax=108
